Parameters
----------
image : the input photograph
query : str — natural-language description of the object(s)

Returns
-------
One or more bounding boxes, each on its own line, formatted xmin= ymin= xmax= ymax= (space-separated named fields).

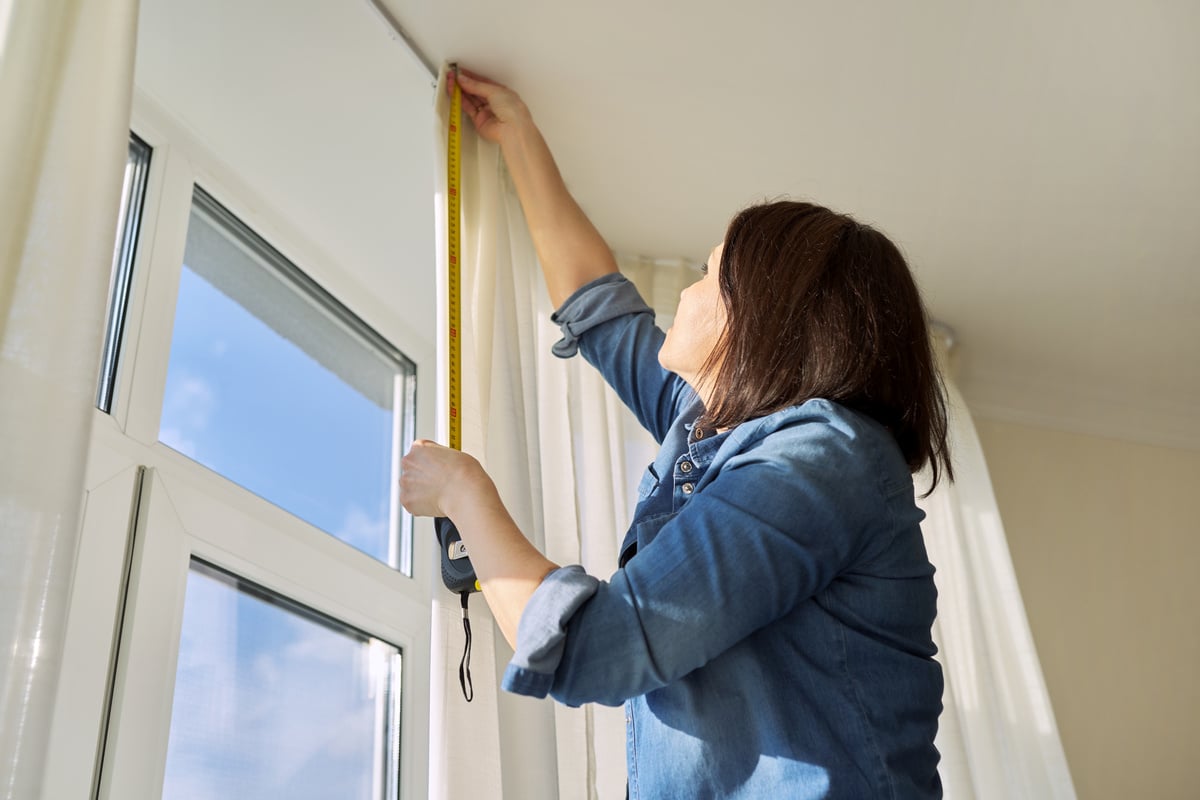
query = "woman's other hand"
xmin=399 ymin=439 xmax=488 ymax=519
xmin=451 ymin=68 xmax=531 ymax=145
xmin=400 ymin=439 xmax=559 ymax=649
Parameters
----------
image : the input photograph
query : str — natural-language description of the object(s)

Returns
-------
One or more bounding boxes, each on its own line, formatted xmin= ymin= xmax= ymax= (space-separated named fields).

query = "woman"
xmin=400 ymin=69 xmax=950 ymax=799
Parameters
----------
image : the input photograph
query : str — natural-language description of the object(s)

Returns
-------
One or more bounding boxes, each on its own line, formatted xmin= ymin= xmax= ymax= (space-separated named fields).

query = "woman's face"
xmin=659 ymin=243 xmax=727 ymax=390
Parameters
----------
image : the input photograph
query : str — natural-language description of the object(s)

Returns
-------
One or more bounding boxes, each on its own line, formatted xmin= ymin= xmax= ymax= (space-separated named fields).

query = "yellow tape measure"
xmin=436 ymin=66 xmax=480 ymax=601
xmin=447 ymin=67 xmax=463 ymax=452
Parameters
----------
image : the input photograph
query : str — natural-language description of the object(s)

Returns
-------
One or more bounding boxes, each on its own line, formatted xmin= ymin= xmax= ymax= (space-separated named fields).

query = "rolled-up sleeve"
xmin=501 ymin=565 xmax=600 ymax=697
xmin=549 ymin=273 xmax=652 ymax=358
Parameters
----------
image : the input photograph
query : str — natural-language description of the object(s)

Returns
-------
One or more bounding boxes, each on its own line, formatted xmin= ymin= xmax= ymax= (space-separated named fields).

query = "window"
xmin=46 ymin=37 xmax=433 ymax=800
xmin=162 ymin=560 xmax=402 ymax=799
xmin=97 ymin=134 xmax=152 ymax=412
xmin=159 ymin=189 xmax=416 ymax=572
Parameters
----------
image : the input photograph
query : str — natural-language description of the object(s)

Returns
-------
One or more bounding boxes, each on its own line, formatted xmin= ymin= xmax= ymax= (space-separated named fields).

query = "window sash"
xmin=161 ymin=186 xmax=417 ymax=574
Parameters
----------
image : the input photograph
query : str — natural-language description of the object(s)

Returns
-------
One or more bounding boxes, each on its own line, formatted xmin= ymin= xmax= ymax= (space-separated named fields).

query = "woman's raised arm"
xmin=454 ymin=69 xmax=617 ymax=307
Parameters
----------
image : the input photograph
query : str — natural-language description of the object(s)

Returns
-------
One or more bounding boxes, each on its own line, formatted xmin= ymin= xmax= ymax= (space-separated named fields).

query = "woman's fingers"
xmin=399 ymin=440 xmax=452 ymax=516
xmin=448 ymin=70 xmax=492 ymax=128
xmin=455 ymin=68 xmax=503 ymax=92
xmin=460 ymin=91 xmax=492 ymax=123
xmin=450 ymin=68 xmax=502 ymax=104
xmin=399 ymin=440 xmax=485 ymax=518
xmin=446 ymin=66 xmax=528 ymax=144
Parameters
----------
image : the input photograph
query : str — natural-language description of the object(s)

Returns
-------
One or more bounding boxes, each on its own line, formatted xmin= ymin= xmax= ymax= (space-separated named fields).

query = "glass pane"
xmin=163 ymin=561 xmax=401 ymax=800
xmin=159 ymin=189 xmax=415 ymax=570
xmin=98 ymin=134 xmax=152 ymax=412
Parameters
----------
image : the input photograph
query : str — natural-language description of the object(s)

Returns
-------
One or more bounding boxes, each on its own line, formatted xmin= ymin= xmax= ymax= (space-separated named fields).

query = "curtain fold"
xmin=920 ymin=333 xmax=1078 ymax=799
xmin=0 ymin=1 xmax=140 ymax=797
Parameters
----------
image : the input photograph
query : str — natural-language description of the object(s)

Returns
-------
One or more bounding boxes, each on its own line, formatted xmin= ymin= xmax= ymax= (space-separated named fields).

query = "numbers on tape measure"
xmin=447 ymin=67 xmax=463 ymax=452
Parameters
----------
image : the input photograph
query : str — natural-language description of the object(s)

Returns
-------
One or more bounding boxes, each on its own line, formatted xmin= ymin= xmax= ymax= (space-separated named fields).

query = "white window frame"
xmin=42 ymin=91 xmax=435 ymax=800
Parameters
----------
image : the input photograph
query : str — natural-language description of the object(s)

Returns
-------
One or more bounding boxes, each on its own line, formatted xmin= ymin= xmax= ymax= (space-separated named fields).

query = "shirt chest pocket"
xmin=636 ymin=464 xmax=660 ymax=500
xmin=634 ymin=510 xmax=681 ymax=553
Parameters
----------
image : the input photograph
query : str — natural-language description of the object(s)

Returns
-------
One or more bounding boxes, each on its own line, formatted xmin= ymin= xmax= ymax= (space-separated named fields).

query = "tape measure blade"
xmin=447 ymin=71 xmax=463 ymax=452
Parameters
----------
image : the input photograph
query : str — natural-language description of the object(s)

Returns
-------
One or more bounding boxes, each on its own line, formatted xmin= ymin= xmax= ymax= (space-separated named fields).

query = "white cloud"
xmin=334 ymin=505 xmax=388 ymax=555
xmin=159 ymin=370 xmax=217 ymax=459
xmin=158 ymin=426 xmax=199 ymax=458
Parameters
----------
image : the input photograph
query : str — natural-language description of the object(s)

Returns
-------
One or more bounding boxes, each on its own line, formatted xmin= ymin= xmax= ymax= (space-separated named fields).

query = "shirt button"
xmin=693 ymin=428 xmax=705 ymax=440
xmin=680 ymin=461 xmax=693 ymax=473
xmin=681 ymin=482 xmax=694 ymax=495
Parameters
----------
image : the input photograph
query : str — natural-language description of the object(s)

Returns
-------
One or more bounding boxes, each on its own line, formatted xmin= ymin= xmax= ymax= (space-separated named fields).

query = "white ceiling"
xmin=384 ymin=0 xmax=1200 ymax=449
xmin=136 ymin=0 xmax=1199 ymax=450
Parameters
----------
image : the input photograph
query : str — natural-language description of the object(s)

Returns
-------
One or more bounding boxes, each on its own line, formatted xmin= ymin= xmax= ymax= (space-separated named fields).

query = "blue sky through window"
xmin=162 ymin=563 xmax=398 ymax=799
xmin=160 ymin=264 xmax=396 ymax=562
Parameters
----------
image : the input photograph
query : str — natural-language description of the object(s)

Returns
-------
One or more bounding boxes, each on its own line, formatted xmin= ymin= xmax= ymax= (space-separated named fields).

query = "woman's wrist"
xmin=497 ymin=106 xmax=542 ymax=160
xmin=441 ymin=456 xmax=497 ymax=522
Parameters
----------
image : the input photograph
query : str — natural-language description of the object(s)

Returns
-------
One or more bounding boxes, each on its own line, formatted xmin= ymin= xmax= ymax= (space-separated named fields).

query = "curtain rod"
xmin=363 ymin=0 xmax=438 ymax=85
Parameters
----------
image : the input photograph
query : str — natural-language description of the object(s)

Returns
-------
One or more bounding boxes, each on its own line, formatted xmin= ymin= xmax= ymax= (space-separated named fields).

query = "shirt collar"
xmin=685 ymin=421 xmax=729 ymax=468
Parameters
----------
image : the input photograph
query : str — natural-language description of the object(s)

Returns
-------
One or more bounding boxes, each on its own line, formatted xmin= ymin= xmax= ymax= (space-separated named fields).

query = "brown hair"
xmin=700 ymin=200 xmax=953 ymax=493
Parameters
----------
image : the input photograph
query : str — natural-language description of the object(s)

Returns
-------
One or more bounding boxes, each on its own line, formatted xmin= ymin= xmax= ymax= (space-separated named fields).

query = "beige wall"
xmin=974 ymin=418 xmax=1200 ymax=800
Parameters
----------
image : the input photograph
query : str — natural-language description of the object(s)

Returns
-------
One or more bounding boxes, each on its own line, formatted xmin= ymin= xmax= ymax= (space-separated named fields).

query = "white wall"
xmin=975 ymin=418 xmax=1200 ymax=800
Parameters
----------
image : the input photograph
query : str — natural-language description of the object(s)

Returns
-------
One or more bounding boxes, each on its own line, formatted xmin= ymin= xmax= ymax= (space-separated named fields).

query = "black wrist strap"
xmin=458 ymin=591 xmax=473 ymax=702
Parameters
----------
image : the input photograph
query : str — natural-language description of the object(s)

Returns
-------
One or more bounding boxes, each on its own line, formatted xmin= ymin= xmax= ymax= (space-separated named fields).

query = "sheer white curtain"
xmin=920 ymin=332 xmax=1077 ymax=799
xmin=0 ymin=1 xmax=140 ymax=797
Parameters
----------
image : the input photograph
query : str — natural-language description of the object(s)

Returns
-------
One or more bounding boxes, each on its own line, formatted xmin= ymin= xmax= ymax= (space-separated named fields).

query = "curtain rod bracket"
xmin=930 ymin=321 xmax=957 ymax=352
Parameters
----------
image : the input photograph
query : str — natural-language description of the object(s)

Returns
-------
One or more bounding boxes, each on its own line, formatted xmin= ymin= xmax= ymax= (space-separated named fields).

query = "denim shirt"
xmin=502 ymin=274 xmax=943 ymax=799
